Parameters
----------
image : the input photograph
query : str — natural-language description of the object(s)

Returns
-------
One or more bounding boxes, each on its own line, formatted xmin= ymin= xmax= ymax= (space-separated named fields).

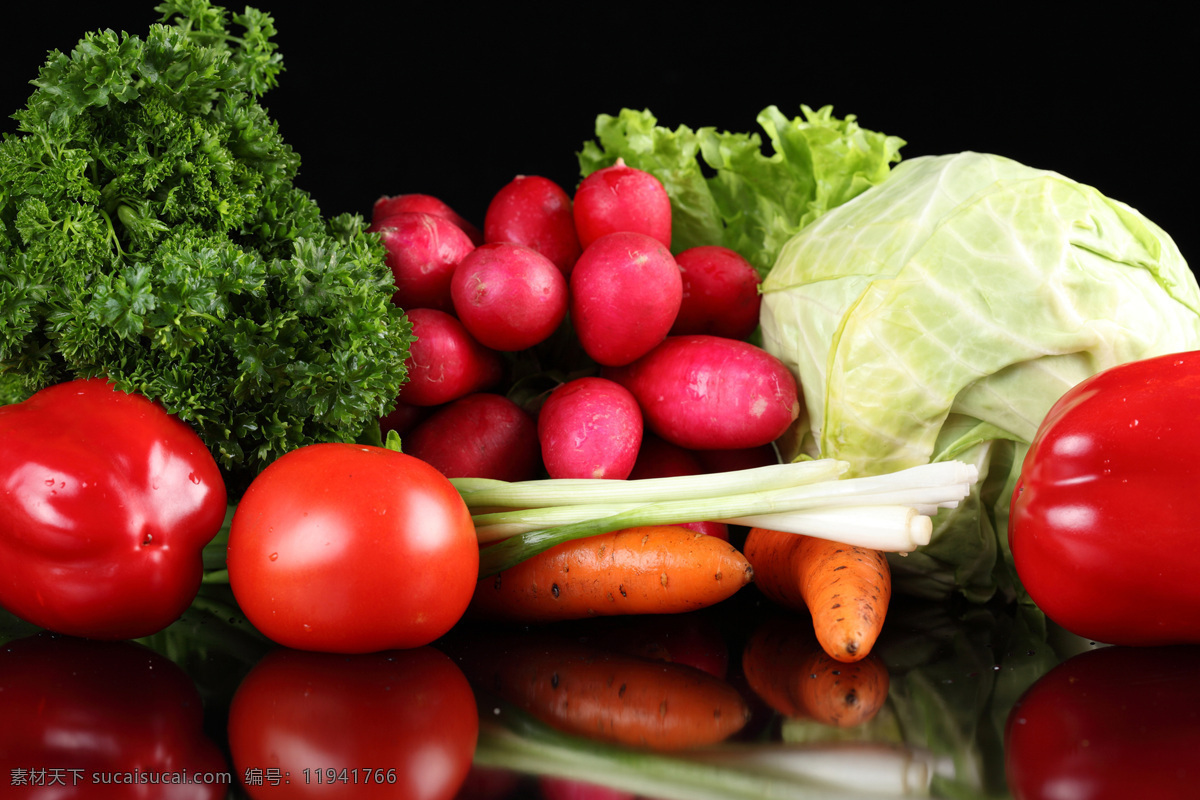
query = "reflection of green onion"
xmin=475 ymin=716 xmax=939 ymax=799
xmin=677 ymin=742 xmax=944 ymax=796
xmin=456 ymin=461 xmax=979 ymax=576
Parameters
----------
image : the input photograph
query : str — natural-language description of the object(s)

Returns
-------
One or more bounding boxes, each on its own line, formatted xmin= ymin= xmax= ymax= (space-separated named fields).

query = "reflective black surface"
xmin=9 ymin=579 xmax=1196 ymax=800
xmin=3 ymin=7 xmax=1198 ymax=799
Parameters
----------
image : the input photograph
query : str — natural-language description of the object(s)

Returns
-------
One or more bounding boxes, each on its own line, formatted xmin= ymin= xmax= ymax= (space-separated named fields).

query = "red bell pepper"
xmin=0 ymin=378 xmax=227 ymax=639
xmin=0 ymin=632 xmax=228 ymax=798
xmin=1009 ymin=350 xmax=1200 ymax=646
xmin=1005 ymin=644 xmax=1200 ymax=799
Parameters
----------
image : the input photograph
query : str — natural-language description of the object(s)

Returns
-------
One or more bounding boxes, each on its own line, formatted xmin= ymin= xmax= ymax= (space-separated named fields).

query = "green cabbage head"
xmin=760 ymin=151 xmax=1200 ymax=602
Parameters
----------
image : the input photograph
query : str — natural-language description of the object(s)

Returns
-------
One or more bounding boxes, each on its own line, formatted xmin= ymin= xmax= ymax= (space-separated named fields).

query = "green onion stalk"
xmin=451 ymin=460 xmax=979 ymax=577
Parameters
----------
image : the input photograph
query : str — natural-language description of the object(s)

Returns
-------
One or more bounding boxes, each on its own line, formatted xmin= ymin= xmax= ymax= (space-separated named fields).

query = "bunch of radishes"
xmin=371 ymin=160 xmax=801 ymax=537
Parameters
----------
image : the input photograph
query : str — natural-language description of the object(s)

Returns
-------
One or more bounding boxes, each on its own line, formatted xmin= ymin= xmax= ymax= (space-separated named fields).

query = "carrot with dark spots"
xmin=743 ymin=527 xmax=891 ymax=662
xmin=467 ymin=525 xmax=753 ymax=623
xmin=799 ymin=653 xmax=889 ymax=728
xmin=741 ymin=615 xmax=890 ymax=728
xmin=455 ymin=632 xmax=750 ymax=750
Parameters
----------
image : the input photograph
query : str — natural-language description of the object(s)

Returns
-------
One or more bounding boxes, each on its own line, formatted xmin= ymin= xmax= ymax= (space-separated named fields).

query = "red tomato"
xmin=228 ymin=646 xmax=479 ymax=800
xmin=227 ymin=443 xmax=479 ymax=653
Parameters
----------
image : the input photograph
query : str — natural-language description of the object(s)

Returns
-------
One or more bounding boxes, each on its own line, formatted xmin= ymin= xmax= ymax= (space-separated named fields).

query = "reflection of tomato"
xmin=0 ymin=633 xmax=227 ymax=799
xmin=1005 ymin=645 xmax=1200 ymax=800
xmin=227 ymin=443 xmax=478 ymax=653
xmin=228 ymin=645 xmax=479 ymax=799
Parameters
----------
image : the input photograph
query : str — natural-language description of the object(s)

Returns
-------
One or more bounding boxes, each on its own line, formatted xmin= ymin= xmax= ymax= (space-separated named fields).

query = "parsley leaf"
xmin=0 ymin=1 xmax=411 ymax=488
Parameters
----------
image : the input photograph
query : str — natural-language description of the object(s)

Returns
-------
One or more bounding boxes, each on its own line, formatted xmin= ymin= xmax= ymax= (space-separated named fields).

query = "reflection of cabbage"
xmin=760 ymin=152 xmax=1200 ymax=602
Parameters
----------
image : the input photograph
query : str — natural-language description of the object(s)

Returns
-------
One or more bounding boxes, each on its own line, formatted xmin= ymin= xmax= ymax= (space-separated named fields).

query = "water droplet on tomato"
xmin=269 ymin=552 xmax=278 ymax=561
xmin=188 ymin=472 xmax=201 ymax=484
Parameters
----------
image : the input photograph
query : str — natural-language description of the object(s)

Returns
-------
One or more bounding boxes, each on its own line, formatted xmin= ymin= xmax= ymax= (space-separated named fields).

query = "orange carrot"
xmin=739 ymin=617 xmax=807 ymax=718
xmin=741 ymin=615 xmax=890 ymax=728
xmin=742 ymin=527 xmax=891 ymax=662
xmin=468 ymin=525 xmax=754 ymax=623
xmin=459 ymin=632 xmax=751 ymax=750
xmin=799 ymin=649 xmax=890 ymax=728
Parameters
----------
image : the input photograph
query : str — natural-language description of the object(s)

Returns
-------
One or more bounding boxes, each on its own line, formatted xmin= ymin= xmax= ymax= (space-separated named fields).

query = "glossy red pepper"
xmin=0 ymin=632 xmax=229 ymax=799
xmin=0 ymin=378 xmax=227 ymax=639
xmin=1009 ymin=350 xmax=1200 ymax=646
xmin=1005 ymin=644 xmax=1200 ymax=800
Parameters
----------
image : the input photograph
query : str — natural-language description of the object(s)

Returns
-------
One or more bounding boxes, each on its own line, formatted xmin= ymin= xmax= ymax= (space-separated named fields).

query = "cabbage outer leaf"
xmin=761 ymin=152 xmax=1200 ymax=600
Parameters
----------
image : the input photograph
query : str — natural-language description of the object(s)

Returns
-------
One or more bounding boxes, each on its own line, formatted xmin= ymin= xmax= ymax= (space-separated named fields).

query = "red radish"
xmin=628 ymin=433 xmax=706 ymax=480
xmin=405 ymin=393 xmax=541 ymax=481
xmin=677 ymin=520 xmax=730 ymax=540
xmin=537 ymin=377 xmax=642 ymax=480
xmin=695 ymin=443 xmax=780 ymax=473
xmin=603 ymin=335 xmax=800 ymax=450
xmin=450 ymin=242 xmax=568 ymax=352
xmin=454 ymin=766 xmax=521 ymax=800
xmin=369 ymin=211 xmax=474 ymax=312
xmin=379 ymin=400 xmax=429 ymax=437
xmin=628 ymin=434 xmax=730 ymax=541
xmin=581 ymin=614 xmax=732 ymax=679
xmin=569 ymin=232 xmax=682 ymax=367
xmin=396 ymin=308 xmax=504 ymax=407
xmin=372 ymin=192 xmax=483 ymax=245
xmin=484 ymin=175 xmax=582 ymax=277
xmin=539 ymin=777 xmax=635 ymax=800
xmin=573 ymin=158 xmax=672 ymax=249
xmin=670 ymin=246 xmax=762 ymax=340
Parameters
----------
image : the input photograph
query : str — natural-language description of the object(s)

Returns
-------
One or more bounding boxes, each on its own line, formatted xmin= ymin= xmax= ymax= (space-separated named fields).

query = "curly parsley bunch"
xmin=0 ymin=1 xmax=412 ymax=483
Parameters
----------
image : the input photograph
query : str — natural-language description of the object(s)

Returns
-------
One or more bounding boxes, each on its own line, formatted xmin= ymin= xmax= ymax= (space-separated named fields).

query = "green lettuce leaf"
xmin=760 ymin=151 xmax=1200 ymax=602
xmin=578 ymin=105 xmax=905 ymax=275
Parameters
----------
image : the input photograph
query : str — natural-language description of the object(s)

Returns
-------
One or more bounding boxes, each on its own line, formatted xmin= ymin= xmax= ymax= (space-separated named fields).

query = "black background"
xmin=4 ymin=4 xmax=1196 ymax=270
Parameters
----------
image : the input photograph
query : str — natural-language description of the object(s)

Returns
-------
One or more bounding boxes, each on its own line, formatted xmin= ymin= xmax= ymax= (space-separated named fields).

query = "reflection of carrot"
xmin=742 ymin=615 xmax=889 ymax=728
xmin=739 ymin=622 xmax=805 ymax=718
xmin=466 ymin=633 xmax=751 ymax=751
xmin=743 ymin=527 xmax=890 ymax=662
xmin=468 ymin=525 xmax=753 ymax=623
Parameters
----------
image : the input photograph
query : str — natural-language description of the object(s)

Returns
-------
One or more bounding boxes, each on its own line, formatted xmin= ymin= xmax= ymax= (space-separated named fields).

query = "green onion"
xmin=456 ymin=459 xmax=848 ymax=509
xmin=460 ymin=461 xmax=979 ymax=577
